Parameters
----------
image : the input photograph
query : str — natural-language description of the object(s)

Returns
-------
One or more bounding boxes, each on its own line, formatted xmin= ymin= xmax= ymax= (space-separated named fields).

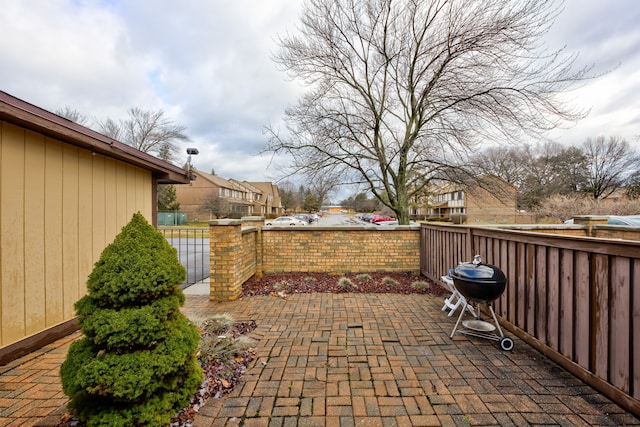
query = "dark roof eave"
xmin=0 ymin=91 xmax=190 ymax=185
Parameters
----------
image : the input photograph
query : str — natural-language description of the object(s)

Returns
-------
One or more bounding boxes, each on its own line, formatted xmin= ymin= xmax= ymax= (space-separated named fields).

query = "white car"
xmin=564 ymin=215 xmax=640 ymax=226
xmin=265 ymin=216 xmax=307 ymax=226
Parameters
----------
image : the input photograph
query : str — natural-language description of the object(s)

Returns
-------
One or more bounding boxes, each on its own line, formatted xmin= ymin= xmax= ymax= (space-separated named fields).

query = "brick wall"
xmin=208 ymin=218 xmax=420 ymax=301
xmin=261 ymin=226 xmax=420 ymax=274
xmin=208 ymin=219 xmax=256 ymax=301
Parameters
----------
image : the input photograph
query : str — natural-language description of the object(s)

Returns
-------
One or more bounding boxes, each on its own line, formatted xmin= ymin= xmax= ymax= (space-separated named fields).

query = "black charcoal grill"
xmin=449 ymin=255 xmax=514 ymax=351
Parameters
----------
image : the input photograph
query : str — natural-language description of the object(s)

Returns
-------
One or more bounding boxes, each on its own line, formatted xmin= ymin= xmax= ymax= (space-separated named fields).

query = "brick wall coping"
xmin=262 ymin=225 xmax=421 ymax=231
xmin=208 ymin=219 xmax=242 ymax=226
xmin=241 ymin=226 xmax=258 ymax=234
xmin=242 ymin=216 xmax=266 ymax=221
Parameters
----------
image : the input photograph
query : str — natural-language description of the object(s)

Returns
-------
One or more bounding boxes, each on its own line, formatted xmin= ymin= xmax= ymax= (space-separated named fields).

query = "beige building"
xmin=174 ymin=170 xmax=283 ymax=220
xmin=418 ymin=175 xmax=518 ymax=223
xmin=0 ymin=91 xmax=190 ymax=363
xmin=244 ymin=181 xmax=284 ymax=217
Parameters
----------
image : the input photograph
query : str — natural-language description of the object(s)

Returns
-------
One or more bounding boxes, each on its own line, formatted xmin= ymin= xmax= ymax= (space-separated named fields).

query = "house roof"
xmin=0 ymin=91 xmax=190 ymax=184
xmin=232 ymin=179 xmax=262 ymax=194
xmin=248 ymin=181 xmax=281 ymax=199
xmin=193 ymin=170 xmax=234 ymax=188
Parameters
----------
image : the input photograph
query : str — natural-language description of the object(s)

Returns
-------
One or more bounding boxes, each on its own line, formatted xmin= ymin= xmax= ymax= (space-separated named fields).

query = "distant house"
xmin=421 ymin=175 xmax=518 ymax=223
xmin=0 ymin=91 xmax=190 ymax=363
xmin=244 ymin=181 xmax=284 ymax=217
xmin=173 ymin=170 xmax=283 ymax=220
xmin=322 ymin=205 xmax=350 ymax=213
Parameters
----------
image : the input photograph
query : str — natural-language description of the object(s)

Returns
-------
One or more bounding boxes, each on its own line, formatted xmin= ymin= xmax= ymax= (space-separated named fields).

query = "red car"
xmin=371 ymin=215 xmax=395 ymax=223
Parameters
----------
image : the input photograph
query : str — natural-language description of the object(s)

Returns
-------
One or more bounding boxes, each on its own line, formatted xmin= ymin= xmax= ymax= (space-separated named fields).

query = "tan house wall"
xmin=173 ymin=171 xmax=262 ymax=220
xmin=465 ymin=181 xmax=518 ymax=223
xmin=174 ymin=176 xmax=218 ymax=219
xmin=427 ymin=176 xmax=518 ymax=224
xmin=0 ymin=121 xmax=152 ymax=349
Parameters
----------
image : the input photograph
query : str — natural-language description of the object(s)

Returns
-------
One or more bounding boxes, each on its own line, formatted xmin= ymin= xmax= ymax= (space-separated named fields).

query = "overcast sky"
xmin=1 ymin=0 xmax=639 ymax=191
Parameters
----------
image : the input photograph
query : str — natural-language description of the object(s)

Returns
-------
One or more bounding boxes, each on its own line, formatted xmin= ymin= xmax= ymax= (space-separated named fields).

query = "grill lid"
xmin=453 ymin=255 xmax=506 ymax=283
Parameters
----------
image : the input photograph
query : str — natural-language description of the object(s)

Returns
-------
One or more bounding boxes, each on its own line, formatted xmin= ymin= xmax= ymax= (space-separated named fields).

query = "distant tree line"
xmin=468 ymin=136 xmax=640 ymax=212
xmin=336 ymin=135 xmax=640 ymax=223
xmin=278 ymin=182 xmax=324 ymax=213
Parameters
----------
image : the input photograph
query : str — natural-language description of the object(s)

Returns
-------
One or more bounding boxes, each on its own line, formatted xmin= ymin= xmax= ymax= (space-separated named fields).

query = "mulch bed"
xmin=171 ymin=320 xmax=257 ymax=426
xmin=242 ymin=272 xmax=449 ymax=297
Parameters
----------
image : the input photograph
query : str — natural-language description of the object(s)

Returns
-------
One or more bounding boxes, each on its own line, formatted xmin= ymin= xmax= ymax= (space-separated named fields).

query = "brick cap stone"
xmin=208 ymin=219 xmax=242 ymax=226
xmin=242 ymin=216 xmax=265 ymax=221
xmin=263 ymin=225 xmax=421 ymax=231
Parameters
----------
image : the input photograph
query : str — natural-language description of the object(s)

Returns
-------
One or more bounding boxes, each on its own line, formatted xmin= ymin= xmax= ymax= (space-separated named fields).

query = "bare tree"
xmin=201 ymin=192 xmax=230 ymax=220
xmin=582 ymin=136 xmax=639 ymax=200
xmin=96 ymin=108 xmax=190 ymax=163
xmin=266 ymin=0 xmax=591 ymax=224
xmin=304 ymin=169 xmax=341 ymax=206
xmin=469 ymin=146 xmax=531 ymax=187
xmin=473 ymin=142 xmax=588 ymax=210
xmin=55 ymin=106 xmax=88 ymax=125
xmin=95 ymin=117 xmax=123 ymax=141
xmin=277 ymin=181 xmax=302 ymax=213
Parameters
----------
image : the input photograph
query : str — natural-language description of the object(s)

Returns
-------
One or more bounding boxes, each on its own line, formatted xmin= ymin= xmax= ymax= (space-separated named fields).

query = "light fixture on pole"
xmin=186 ymin=148 xmax=199 ymax=182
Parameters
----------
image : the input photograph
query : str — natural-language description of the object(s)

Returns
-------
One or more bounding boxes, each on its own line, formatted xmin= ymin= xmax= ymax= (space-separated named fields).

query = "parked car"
xmin=358 ymin=213 xmax=375 ymax=222
xmin=608 ymin=215 xmax=640 ymax=226
xmin=374 ymin=220 xmax=417 ymax=226
xmin=371 ymin=215 xmax=396 ymax=223
xmin=374 ymin=220 xmax=399 ymax=226
xmin=564 ymin=215 xmax=640 ymax=226
xmin=295 ymin=214 xmax=312 ymax=224
xmin=265 ymin=216 xmax=307 ymax=226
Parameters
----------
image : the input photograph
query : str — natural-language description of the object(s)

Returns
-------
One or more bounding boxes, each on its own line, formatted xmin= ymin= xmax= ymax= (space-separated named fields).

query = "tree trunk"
xmin=394 ymin=187 xmax=411 ymax=225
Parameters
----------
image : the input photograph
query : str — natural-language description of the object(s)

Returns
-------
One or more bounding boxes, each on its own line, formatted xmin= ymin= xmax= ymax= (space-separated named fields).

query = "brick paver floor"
xmin=3 ymin=291 xmax=638 ymax=426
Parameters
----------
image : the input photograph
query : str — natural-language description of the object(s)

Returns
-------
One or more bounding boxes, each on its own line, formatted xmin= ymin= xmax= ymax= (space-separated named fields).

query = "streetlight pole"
xmin=186 ymin=148 xmax=199 ymax=181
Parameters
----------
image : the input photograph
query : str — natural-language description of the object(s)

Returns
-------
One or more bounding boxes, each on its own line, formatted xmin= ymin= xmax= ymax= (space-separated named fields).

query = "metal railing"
xmin=157 ymin=228 xmax=210 ymax=288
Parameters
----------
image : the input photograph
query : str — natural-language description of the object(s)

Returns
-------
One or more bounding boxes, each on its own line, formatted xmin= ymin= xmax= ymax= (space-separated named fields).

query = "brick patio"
xmin=4 ymin=290 xmax=639 ymax=426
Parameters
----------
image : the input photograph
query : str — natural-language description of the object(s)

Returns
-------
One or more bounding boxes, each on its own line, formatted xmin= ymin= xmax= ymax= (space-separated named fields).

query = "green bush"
xmin=60 ymin=212 xmax=202 ymax=426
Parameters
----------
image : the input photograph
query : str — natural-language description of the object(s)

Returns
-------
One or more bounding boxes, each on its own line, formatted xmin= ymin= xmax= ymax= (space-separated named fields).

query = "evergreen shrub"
xmin=60 ymin=212 xmax=202 ymax=426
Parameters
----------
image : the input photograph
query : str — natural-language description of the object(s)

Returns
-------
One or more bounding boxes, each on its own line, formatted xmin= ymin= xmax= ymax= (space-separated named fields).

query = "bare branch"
xmin=267 ymin=0 xmax=594 ymax=223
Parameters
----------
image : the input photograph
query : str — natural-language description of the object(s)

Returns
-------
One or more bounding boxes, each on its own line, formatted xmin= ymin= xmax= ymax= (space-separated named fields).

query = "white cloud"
xmin=1 ymin=0 xmax=639 ymax=189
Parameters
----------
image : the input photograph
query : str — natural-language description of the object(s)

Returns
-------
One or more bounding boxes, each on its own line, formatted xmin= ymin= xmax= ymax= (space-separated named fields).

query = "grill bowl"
xmin=452 ymin=262 xmax=506 ymax=303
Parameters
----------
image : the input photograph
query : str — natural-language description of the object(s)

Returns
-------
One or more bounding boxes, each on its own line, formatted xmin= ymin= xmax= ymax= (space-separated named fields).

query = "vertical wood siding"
xmin=0 ymin=122 xmax=152 ymax=347
xmin=420 ymin=224 xmax=640 ymax=417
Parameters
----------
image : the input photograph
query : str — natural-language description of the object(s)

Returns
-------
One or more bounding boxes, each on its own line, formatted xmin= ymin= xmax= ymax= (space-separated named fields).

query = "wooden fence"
xmin=420 ymin=223 xmax=640 ymax=417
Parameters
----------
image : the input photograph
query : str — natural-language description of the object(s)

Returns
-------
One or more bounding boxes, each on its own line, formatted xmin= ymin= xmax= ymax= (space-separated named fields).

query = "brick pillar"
xmin=208 ymin=219 xmax=243 ymax=301
xmin=572 ymin=215 xmax=608 ymax=237
xmin=242 ymin=216 xmax=264 ymax=278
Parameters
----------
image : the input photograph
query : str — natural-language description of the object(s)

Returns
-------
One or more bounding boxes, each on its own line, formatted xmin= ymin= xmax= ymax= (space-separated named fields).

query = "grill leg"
xmin=449 ymin=298 xmax=468 ymax=338
xmin=488 ymin=304 xmax=504 ymax=337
